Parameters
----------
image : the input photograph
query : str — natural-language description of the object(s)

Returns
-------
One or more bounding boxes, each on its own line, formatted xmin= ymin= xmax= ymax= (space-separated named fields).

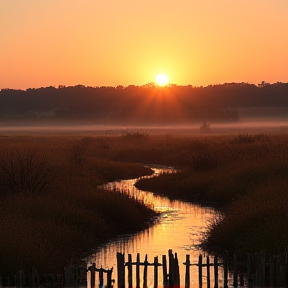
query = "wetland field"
xmin=1 ymin=123 xmax=288 ymax=274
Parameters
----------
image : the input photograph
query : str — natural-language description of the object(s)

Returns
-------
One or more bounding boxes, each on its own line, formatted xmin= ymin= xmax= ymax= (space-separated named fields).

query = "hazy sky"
xmin=1 ymin=0 xmax=287 ymax=89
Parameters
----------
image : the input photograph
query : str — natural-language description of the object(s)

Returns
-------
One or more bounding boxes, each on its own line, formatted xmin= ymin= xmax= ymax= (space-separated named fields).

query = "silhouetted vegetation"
xmin=0 ymin=149 xmax=56 ymax=196
xmin=133 ymin=132 xmax=288 ymax=256
xmin=2 ymin=130 xmax=288 ymax=273
xmin=121 ymin=131 xmax=150 ymax=140
xmin=189 ymin=152 xmax=218 ymax=172
xmin=4 ymin=82 xmax=288 ymax=124
xmin=0 ymin=136 xmax=155 ymax=274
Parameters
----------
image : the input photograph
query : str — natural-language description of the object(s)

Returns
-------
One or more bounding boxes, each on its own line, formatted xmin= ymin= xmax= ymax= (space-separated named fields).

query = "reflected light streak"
xmin=88 ymin=168 xmax=218 ymax=288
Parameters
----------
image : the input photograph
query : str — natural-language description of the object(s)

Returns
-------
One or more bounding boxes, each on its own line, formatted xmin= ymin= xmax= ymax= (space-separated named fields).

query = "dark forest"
xmin=1 ymin=82 xmax=287 ymax=124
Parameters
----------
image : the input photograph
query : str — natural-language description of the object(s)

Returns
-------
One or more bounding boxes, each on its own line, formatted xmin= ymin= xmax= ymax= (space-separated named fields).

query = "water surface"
xmin=87 ymin=168 xmax=218 ymax=288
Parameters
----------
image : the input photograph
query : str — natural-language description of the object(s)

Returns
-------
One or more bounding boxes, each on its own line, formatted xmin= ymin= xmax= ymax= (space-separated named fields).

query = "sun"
xmin=155 ymin=73 xmax=169 ymax=86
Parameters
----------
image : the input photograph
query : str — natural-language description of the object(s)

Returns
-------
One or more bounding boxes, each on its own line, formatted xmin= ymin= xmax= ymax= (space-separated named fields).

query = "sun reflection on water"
xmin=88 ymin=168 xmax=218 ymax=288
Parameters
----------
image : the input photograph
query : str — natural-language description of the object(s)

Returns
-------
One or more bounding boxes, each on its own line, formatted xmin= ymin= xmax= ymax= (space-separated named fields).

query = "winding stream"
xmin=86 ymin=167 xmax=219 ymax=288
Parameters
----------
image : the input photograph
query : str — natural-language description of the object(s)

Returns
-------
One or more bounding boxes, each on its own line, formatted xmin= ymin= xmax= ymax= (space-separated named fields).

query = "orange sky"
xmin=1 ymin=0 xmax=287 ymax=89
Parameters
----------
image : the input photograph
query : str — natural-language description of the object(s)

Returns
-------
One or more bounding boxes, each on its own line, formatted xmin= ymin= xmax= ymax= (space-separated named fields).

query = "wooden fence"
xmin=88 ymin=263 xmax=113 ymax=288
xmin=116 ymin=249 xmax=288 ymax=288
xmin=3 ymin=249 xmax=288 ymax=287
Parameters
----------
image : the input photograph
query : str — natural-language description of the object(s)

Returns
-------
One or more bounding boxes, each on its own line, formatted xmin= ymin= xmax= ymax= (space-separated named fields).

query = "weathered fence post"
xmin=183 ymin=254 xmax=191 ymax=288
xmin=99 ymin=268 xmax=104 ymax=288
xmin=214 ymin=256 xmax=218 ymax=288
xmin=143 ymin=254 xmax=148 ymax=288
xmin=107 ymin=268 xmax=113 ymax=288
xmin=88 ymin=263 xmax=96 ymax=288
xmin=174 ymin=252 xmax=180 ymax=287
xmin=198 ymin=254 xmax=203 ymax=288
xmin=154 ymin=256 xmax=159 ymax=288
xmin=206 ymin=256 xmax=210 ymax=288
xmin=127 ymin=254 xmax=133 ymax=288
xmin=162 ymin=255 xmax=168 ymax=288
xmin=168 ymin=249 xmax=175 ymax=287
xmin=136 ymin=253 xmax=140 ymax=288
xmin=117 ymin=252 xmax=125 ymax=288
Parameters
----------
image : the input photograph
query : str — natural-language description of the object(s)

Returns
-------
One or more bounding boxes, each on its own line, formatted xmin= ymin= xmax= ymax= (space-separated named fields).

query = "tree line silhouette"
xmin=0 ymin=82 xmax=287 ymax=124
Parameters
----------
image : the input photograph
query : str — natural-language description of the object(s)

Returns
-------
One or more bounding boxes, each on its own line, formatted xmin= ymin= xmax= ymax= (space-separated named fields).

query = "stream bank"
xmin=87 ymin=167 xmax=217 ymax=287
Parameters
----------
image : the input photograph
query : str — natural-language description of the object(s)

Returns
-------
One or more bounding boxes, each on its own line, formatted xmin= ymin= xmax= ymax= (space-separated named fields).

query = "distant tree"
xmin=0 ymin=82 xmax=287 ymax=123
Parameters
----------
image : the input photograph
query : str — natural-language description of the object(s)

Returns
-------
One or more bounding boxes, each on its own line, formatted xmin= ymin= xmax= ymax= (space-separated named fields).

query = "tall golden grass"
xmin=133 ymin=132 xmax=288 ymax=255
xmin=0 ymin=134 xmax=155 ymax=274
xmin=1 ymin=131 xmax=288 ymax=273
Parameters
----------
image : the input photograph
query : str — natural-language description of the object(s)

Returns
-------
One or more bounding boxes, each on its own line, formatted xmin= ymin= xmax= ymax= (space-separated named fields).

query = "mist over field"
xmin=1 ymin=106 xmax=288 ymax=134
xmin=1 ymin=120 xmax=288 ymax=135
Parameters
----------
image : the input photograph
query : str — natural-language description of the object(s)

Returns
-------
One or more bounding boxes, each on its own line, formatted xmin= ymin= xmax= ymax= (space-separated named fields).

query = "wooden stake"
xmin=198 ymin=255 xmax=203 ymax=288
xmin=174 ymin=253 xmax=180 ymax=287
xmin=154 ymin=256 xmax=159 ymax=288
xmin=127 ymin=254 xmax=133 ymax=288
xmin=183 ymin=255 xmax=191 ymax=288
xmin=214 ymin=256 xmax=218 ymax=288
xmin=107 ymin=268 xmax=113 ymax=288
xmin=99 ymin=268 xmax=104 ymax=288
xmin=89 ymin=263 xmax=96 ymax=288
xmin=143 ymin=254 xmax=148 ymax=288
xmin=206 ymin=256 xmax=210 ymax=288
xmin=162 ymin=255 xmax=168 ymax=288
xmin=135 ymin=253 xmax=140 ymax=288
xmin=168 ymin=249 xmax=175 ymax=287
xmin=117 ymin=252 xmax=125 ymax=288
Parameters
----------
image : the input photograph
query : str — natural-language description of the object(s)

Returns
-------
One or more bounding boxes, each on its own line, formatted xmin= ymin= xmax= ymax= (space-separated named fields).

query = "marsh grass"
xmin=2 ymin=132 xmax=288 ymax=272
xmin=133 ymin=133 xmax=288 ymax=255
xmin=121 ymin=131 xmax=150 ymax=140
xmin=0 ymin=135 xmax=156 ymax=274
xmin=202 ymin=178 xmax=288 ymax=255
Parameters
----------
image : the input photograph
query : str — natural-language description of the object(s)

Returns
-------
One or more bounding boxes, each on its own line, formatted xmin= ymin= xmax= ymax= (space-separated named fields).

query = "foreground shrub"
xmin=189 ymin=152 xmax=218 ymax=172
xmin=0 ymin=149 xmax=57 ymax=195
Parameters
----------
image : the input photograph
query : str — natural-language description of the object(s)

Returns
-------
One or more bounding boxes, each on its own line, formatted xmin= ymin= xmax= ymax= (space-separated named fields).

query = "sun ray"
xmin=130 ymin=86 xmax=185 ymax=124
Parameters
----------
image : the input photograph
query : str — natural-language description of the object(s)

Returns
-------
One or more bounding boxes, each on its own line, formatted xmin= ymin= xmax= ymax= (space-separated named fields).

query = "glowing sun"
xmin=155 ymin=73 xmax=169 ymax=86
